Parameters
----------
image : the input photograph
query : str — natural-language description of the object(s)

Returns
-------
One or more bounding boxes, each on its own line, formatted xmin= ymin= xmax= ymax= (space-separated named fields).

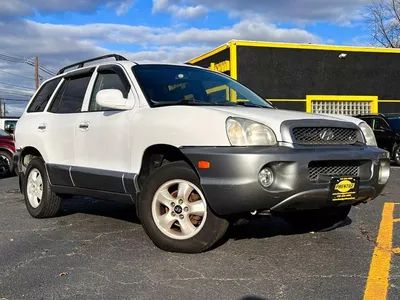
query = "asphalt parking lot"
xmin=1 ymin=169 xmax=400 ymax=300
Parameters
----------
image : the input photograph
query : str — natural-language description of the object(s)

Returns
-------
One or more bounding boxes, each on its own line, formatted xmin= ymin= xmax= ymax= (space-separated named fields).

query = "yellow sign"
xmin=209 ymin=60 xmax=230 ymax=73
xmin=334 ymin=180 xmax=356 ymax=193
xmin=330 ymin=177 xmax=359 ymax=201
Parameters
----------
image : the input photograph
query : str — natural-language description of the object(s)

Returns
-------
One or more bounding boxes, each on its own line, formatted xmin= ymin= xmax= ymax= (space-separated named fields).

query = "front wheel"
xmin=280 ymin=205 xmax=352 ymax=232
xmin=138 ymin=161 xmax=229 ymax=253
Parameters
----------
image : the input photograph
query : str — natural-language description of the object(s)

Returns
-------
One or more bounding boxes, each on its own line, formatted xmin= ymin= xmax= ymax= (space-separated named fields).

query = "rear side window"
xmin=27 ymin=77 xmax=62 ymax=112
xmin=49 ymin=74 xmax=92 ymax=113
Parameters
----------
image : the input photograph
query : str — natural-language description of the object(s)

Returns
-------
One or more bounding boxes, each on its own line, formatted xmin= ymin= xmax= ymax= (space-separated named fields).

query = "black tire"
xmin=24 ymin=157 xmax=62 ymax=218
xmin=280 ymin=205 xmax=351 ymax=232
xmin=393 ymin=144 xmax=400 ymax=166
xmin=0 ymin=150 xmax=13 ymax=176
xmin=138 ymin=161 xmax=229 ymax=253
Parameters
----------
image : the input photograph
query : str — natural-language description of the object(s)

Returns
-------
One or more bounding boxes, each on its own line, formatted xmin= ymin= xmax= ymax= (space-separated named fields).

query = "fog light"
xmin=259 ymin=167 xmax=274 ymax=188
xmin=378 ymin=160 xmax=390 ymax=184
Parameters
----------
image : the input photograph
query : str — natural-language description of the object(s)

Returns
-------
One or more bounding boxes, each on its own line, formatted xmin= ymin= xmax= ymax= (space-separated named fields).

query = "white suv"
xmin=14 ymin=54 xmax=390 ymax=253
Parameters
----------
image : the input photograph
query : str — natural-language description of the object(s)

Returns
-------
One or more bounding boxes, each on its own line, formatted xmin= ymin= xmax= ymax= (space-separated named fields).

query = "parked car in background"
xmin=0 ymin=128 xmax=15 ymax=176
xmin=355 ymin=113 xmax=400 ymax=165
xmin=0 ymin=117 xmax=19 ymax=135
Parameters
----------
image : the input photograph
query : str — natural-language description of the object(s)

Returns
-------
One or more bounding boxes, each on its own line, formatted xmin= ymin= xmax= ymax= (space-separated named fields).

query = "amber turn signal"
xmin=198 ymin=161 xmax=210 ymax=169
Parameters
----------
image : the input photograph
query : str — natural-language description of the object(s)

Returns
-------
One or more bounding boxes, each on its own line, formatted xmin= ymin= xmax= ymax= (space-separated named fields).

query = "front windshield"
xmin=132 ymin=64 xmax=274 ymax=108
xmin=387 ymin=116 xmax=400 ymax=130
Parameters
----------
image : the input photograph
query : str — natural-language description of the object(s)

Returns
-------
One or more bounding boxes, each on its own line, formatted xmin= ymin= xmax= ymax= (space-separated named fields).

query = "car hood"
xmin=202 ymin=106 xmax=360 ymax=140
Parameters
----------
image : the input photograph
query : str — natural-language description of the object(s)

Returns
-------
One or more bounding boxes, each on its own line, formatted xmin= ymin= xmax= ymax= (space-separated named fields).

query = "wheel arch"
xmin=0 ymin=146 xmax=14 ymax=156
xmin=19 ymin=146 xmax=44 ymax=173
xmin=137 ymin=144 xmax=199 ymax=190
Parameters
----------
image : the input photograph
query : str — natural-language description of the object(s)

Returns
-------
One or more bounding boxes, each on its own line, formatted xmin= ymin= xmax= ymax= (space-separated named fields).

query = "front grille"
xmin=292 ymin=127 xmax=358 ymax=146
xmin=308 ymin=161 xmax=360 ymax=182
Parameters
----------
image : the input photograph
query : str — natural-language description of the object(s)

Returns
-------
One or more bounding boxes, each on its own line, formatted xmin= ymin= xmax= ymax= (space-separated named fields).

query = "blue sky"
xmin=0 ymin=0 xmax=377 ymax=115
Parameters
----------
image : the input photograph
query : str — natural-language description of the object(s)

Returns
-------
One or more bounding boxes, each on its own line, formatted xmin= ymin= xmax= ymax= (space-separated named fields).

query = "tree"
xmin=365 ymin=0 xmax=400 ymax=48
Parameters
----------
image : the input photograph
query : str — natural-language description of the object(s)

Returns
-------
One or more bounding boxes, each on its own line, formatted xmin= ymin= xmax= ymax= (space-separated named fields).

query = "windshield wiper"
xmin=233 ymin=101 xmax=270 ymax=108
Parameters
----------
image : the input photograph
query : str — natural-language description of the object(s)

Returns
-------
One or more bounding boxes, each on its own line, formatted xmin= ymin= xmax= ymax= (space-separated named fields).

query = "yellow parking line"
xmin=392 ymin=248 xmax=400 ymax=254
xmin=393 ymin=218 xmax=400 ymax=223
xmin=363 ymin=202 xmax=395 ymax=300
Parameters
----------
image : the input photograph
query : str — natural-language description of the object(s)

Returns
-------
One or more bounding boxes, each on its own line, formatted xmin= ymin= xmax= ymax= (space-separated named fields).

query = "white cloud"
xmin=152 ymin=0 xmax=208 ymax=18
xmin=153 ymin=0 xmax=370 ymax=23
xmin=14 ymin=17 xmax=319 ymax=54
xmin=107 ymin=0 xmax=135 ymax=16
xmin=0 ymin=0 xmax=135 ymax=20
xmin=0 ymin=18 xmax=321 ymax=74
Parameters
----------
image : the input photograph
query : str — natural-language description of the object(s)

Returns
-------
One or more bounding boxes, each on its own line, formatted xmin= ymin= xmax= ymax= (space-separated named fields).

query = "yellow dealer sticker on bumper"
xmin=329 ymin=177 xmax=360 ymax=201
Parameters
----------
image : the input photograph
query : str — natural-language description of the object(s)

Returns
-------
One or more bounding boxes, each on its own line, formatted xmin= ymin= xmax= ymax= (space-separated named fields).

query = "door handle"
xmin=37 ymin=124 xmax=47 ymax=132
xmin=79 ymin=122 xmax=90 ymax=131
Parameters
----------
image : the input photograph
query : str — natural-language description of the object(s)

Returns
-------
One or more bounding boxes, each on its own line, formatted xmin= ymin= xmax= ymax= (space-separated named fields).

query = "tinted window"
xmin=27 ymin=77 xmax=62 ymax=112
xmin=89 ymin=71 xmax=129 ymax=111
xmin=49 ymin=74 xmax=92 ymax=113
xmin=373 ymin=117 xmax=390 ymax=130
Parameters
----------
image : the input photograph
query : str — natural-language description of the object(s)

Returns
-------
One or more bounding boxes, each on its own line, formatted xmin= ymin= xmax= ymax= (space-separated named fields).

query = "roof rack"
xmin=57 ymin=54 xmax=128 ymax=75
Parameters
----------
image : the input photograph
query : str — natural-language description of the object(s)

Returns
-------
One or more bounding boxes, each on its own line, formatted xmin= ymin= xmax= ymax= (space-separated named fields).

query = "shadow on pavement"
xmin=54 ymin=195 xmax=352 ymax=247
xmin=228 ymin=216 xmax=352 ymax=240
xmin=59 ymin=197 xmax=141 ymax=224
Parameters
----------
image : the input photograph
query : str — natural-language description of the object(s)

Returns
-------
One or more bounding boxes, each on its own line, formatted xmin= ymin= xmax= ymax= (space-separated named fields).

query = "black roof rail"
xmin=57 ymin=54 xmax=128 ymax=75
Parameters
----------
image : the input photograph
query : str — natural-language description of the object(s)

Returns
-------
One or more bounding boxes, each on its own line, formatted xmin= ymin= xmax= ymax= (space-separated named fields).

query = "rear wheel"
xmin=138 ymin=161 xmax=229 ymax=253
xmin=24 ymin=157 xmax=62 ymax=218
xmin=280 ymin=205 xmax=351 ymax=232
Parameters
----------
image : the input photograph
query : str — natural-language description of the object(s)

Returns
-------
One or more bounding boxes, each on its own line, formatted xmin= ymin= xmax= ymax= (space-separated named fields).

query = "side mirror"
xmin=95 ymin=89 xmax=129 ymax=110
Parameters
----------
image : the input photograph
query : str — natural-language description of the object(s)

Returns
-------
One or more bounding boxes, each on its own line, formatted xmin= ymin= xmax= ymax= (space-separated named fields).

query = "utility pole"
xmin=0 ymin=100 xmax=3 ymax=117
xmin=35 ymin=56 xmax=39 ymax=90
xmin=3 ymin=101 xmax=5 ymax=117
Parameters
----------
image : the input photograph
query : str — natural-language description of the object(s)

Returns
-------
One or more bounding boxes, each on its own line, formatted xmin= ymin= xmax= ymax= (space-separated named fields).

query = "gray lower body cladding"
xmin=180 ymin=145 xmax=390 ymax=215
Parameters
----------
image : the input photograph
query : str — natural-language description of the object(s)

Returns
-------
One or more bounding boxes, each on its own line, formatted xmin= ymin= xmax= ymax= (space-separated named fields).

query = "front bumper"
xmin=181 ymin=145 xmax=390 ymax=215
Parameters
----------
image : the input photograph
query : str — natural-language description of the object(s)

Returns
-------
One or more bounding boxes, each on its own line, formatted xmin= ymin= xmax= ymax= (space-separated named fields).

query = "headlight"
xmin=226 ymin=117 xmax=277 ymax=146
xmin=359 ymin=122 xmax=377 ymax=146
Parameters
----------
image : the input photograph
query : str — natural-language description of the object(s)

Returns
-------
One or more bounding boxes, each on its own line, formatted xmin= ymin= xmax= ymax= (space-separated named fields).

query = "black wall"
xmin=270 ymin=101 xmax=306 ymax=112
xmin=378 ymin=102 xmax=400 ymax=113
xmin=237 ymin=46 xmax=400 ymax=100
xmin=191 ymin=48 xmax=230 ymax=76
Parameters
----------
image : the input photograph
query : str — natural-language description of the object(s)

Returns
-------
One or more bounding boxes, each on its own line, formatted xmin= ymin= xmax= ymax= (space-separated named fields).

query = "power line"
xmin=0 ymin=50 xmax=25 ymax=60
xmin=0 ymin=69 xmax=36 ymax=80
xmin=0 ymin=90 xmax=33 ymax=98
xmin=0 ymin=98 xmax=29 ymax=102
xmin=0 ymin=81 xmax=35 ymax=91
xmin=0 ymin=51 xmax=56 ymax=77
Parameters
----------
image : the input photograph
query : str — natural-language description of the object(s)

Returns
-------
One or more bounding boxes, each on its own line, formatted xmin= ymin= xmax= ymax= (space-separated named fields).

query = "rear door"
xmin=44 ymin=69 xmax=94 ymax=168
